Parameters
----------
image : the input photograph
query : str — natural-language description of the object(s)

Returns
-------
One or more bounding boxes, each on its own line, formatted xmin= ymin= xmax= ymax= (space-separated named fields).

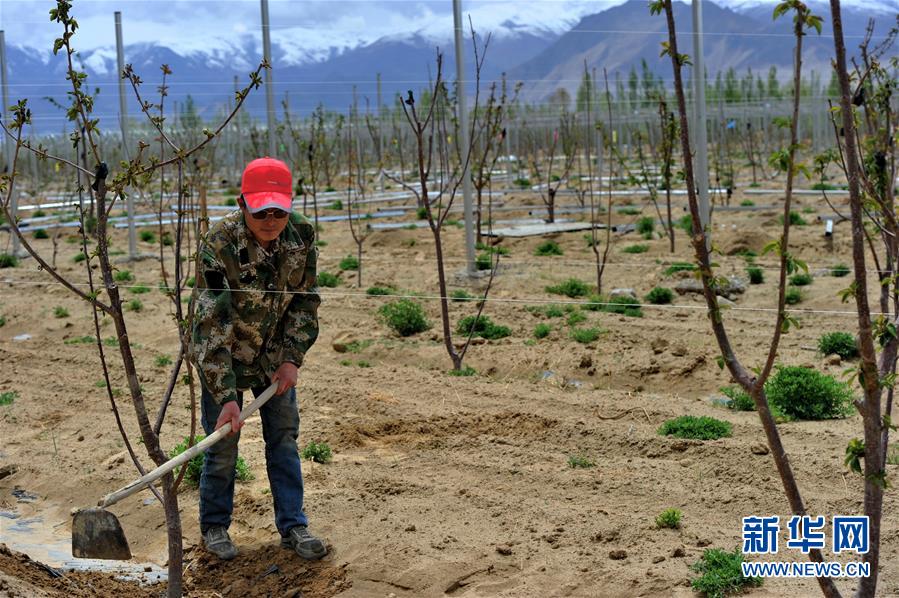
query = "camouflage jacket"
xmin=191 ymin=211 xmax=320 ymax=404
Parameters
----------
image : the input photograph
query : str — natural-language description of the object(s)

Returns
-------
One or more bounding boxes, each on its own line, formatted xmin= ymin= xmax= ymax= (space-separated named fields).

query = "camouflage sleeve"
xmin=280 ymin=241 xmax=321 ymax=367
xmin=192 ymin=247 xmax=238 ymax=405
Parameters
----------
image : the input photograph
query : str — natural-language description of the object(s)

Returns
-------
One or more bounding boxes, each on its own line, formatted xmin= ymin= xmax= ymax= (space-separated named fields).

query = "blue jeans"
xmin=199 ymin=384 xmax=308 ymax=536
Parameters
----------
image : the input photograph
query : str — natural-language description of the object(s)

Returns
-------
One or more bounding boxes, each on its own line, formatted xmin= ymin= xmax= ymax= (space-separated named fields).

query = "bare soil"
xmin=1 ymin=188 xmax=897 ymax=597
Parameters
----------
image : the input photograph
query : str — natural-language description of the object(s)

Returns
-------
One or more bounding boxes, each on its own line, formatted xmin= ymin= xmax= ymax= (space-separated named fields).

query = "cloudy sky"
xmin=2 ymin=0 xmax=896 ymax=58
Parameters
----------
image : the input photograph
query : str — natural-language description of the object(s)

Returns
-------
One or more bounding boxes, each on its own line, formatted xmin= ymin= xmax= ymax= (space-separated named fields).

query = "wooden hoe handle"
xmin=98 ymin=383 xmax=279 ymax=508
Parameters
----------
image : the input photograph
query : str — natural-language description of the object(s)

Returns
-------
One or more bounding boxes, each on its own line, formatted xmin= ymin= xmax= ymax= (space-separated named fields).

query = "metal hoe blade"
xmin=72 ymin=507 xmax=132 ymax=560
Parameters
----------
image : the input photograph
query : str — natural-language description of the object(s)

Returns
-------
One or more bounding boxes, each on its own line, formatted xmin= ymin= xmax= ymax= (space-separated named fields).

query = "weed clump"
xmin=169 ymin=435 xmax=252 ymax=485
xmin=745 ymin=266 xmax=763 ymax=285
xmin=378 ymin=299 xmax=430 ymax=336
xmin=366 ymin=286 xmax=395 ymax=296
xmin=645 ymin=287 xmax=673 ymax=305
xmin=448 ymin=366 xmax=477 ymax=377
xmin=0 ymin=391 xmax=17 ymax=406
xmin=301 ymin=441 xmax=333 ymax=463
xmin=317 ymin=272 xmax=340 ymax=287
xmin=636 ymin=216 xmax=655 ymax=238
xmin=546 ymin=278 xmax=590 ymax=298
xmin=622 ymin=244 xmax=649 ymax=254
xmin=456 ymin=315 xmax=511 ymax=340
xmin=566 ymin=311 xmax=587 ymax=326
xmin=114 ymin=270 xmax=134 ymax=282
xmin=789 ymin=272 xmax=812 ymax=286
xmin=533 ymin=323 xmax=551 ymax=339
xmin=720 ymin=386 xmax=754 ymax=411
xmin=818 ymin=332 xmax=858 ymax=360
xmin=139 ymin=230 xmax=156 ymax=243
xmin=603 ymin=295 xmax=643 ymax=317
xmin=831 ymin=264 xmax=851 ymax=277
xmin=475 ymin=253 xmax=493 ymax=271
xmin=690 ymin=548 xmax=762 ymax=598
xmin=664 ymin=262 xmax=695 ymax=276
xmin=764 ymin=366 xmax=854 ymax=420
xmin=339 ymin=255 xmax=359 ymax=271
xmin=450 ymin=289 xmax=475 ymax=302
xmin=32 ymin=228 xmax=49 ymax=239
xmin=570 ymin=327 xmax=602 ymax=344
xmin=53 ymin=306 xmax=69 ymax=318
xmin=779 ymin=211 xmax=807 ymax=226
xmin=658 ymin=416 xmax=732 ymax=440
xmin=656 ymin=508 xmax=682 ymax=529
xmin=0 ymin=253 xmax=20 ymax=268
xmin=784 ymin=286 xmax=803 ymax=304
xmin=567 ymin=455 xmax=595 ymax=469
xmin=534 ymin=240 xmax=563 ymax=256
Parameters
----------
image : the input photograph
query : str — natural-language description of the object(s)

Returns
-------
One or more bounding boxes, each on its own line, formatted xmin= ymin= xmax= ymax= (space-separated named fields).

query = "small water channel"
xmin=0 ymin=506 xmax=166 ymax=585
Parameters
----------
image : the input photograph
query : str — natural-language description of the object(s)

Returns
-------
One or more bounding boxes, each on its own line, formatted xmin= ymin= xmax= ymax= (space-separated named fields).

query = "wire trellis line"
xmin=0 ymin=277 xmax=890 ymax=319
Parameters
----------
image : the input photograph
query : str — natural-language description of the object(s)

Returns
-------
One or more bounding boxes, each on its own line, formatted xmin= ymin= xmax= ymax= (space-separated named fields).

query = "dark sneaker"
xmin=202 ymin=526 xmax=238 ymax=560
xmin=281 ymin=525 xmax=328 ymax=560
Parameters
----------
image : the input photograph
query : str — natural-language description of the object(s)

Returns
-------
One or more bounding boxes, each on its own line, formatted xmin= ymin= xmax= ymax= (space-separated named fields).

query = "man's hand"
xmin=214 ymin=401 xmax=243 ymax=436
xmin=272 ymin=362 xmax=298 ymax=395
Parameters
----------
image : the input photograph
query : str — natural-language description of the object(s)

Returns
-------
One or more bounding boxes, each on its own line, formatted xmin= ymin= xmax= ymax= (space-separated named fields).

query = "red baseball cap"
xmin=240 ymin=157 xmax=293 ymax=213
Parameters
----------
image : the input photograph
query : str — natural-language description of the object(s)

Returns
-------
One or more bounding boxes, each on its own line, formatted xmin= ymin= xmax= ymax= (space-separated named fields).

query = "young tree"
xmin=0 ymin=3 xmax=267 ymax=595
xmin=650 ymin=1 xmax=845 ymax=596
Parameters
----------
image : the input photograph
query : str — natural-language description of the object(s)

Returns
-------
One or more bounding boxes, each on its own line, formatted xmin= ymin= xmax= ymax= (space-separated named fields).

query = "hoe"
xmin=72 ymin=383 xmax=278 ymax=560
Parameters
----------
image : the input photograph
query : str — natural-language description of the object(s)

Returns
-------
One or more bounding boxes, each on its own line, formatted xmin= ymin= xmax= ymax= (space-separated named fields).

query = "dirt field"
xmin=1 ymin=187 xmax=897 ymax=597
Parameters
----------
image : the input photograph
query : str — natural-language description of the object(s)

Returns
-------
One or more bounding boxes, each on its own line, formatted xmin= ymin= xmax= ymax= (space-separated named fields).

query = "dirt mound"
xmin=0 ymin=544 xmax=156 ymax=598
xmin=182 ymin=543 xmax=349 ymax=597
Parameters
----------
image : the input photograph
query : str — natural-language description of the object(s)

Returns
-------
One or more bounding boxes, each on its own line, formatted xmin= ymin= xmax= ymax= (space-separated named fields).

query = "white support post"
xmin=452 ymin=0 xmax=476 ymax=275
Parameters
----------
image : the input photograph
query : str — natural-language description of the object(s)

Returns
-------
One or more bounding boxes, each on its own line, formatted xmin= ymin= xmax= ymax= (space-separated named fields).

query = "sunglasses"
xmin=250 ymin=208 xmax=289 ymax=220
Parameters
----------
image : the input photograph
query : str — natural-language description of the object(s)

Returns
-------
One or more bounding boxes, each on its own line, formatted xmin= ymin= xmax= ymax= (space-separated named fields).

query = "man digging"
xmin=191 ymin=157 xmax=327 ymax=561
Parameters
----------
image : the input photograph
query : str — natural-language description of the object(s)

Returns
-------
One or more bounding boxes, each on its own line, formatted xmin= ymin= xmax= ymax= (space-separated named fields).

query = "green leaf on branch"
xmin=844 ymin=438 xmax=865 ymax=474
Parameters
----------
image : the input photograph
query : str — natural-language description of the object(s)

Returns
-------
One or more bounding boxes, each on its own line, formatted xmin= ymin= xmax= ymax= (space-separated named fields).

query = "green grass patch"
xmin=456 ymin=315 xmax=511 ymax=340
xmin=169 ymin=435 xmax=252 ymax=485
xmin=546 ymin=278 xmax=590 ymax=298
xmin=720 ymin=385 xmax=754 ymax=411
xmin=655 ymin=508 xmax=682 ymax=529
xmin=53 ymin=306 xmax=69 ymax=318
xmin=301 ymin=441 xmax=333 ymax=463
xmin=448 ymin=366 xmax=477 ymax=377
xmin=566 ymin=311 xmax=587 ymax=326
xmin=155 ymin=355 xmax=173 ymax=367
xmin=691 ymin=548 xmax=762 ymax=598
xmin=645 ymin=287 xmax=673 ymax=305
xmin=740 ymin=200 xmax=755 ymax=207
xmin=0 ymin=391 xmax=17 ymax=406
xmin=339 ymin=255 xmax=359 ymax=270
xmin=658 ymin=416 xmax=732 ymax=440
xmin=139 ymin=230 xmax=157 ymax=243
xmin=818 ymin=332 xmax=858 ymax=360
xmin=784 ymin=286 xmax=803 ymax=304
xmin=831 ymin=264 xmax=851 ymax=277
xmin=622 ymin=244 xmax=649 ymax=254
xmin=317 ymin=272 xmax=340 ymax=287
xmin=747 ymin=266 xmax=764 ymax=284
xmin=779 ymin=211 xmax=807 ymax=226
xmin=534 ymin=240 xmax=563 ymax=256
xmin=114 ymin=270 xmax=134 ymax=283
xmin=567 ymin=455 xmax=595 ymax=468
xmin=32 ymin=228 xmax=49 ymax=239
xmin=603 ymin=295 xmax=643 ymax=317
xmin=765 ymin=366 xmax=854 ymax=420
xmin=663 ymin=262 xmax=695 ymax=276
xmin=0 ymin=254 xmax=18 ymax=268
xmin=73 ymin=252 xmax=86 ymax=263
xmin=130 ymin=284 xmax=151 ymax=294
xmin=533 ymin=323 xmax=551 ymax=339
xmin=378 ymin=299 xmax=430 ymax=336
xmin=366 ymin=286 xmax=395 ymax=296
xmin=126 ymin=299 xmax=143 ymax=312
xmin=570 ymin=327 xmax=602 ymax=343
xmin=789 ymin=272 xmax=812 ymax=286
xmin=451 ymin=289 xmax=475 ymax=302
